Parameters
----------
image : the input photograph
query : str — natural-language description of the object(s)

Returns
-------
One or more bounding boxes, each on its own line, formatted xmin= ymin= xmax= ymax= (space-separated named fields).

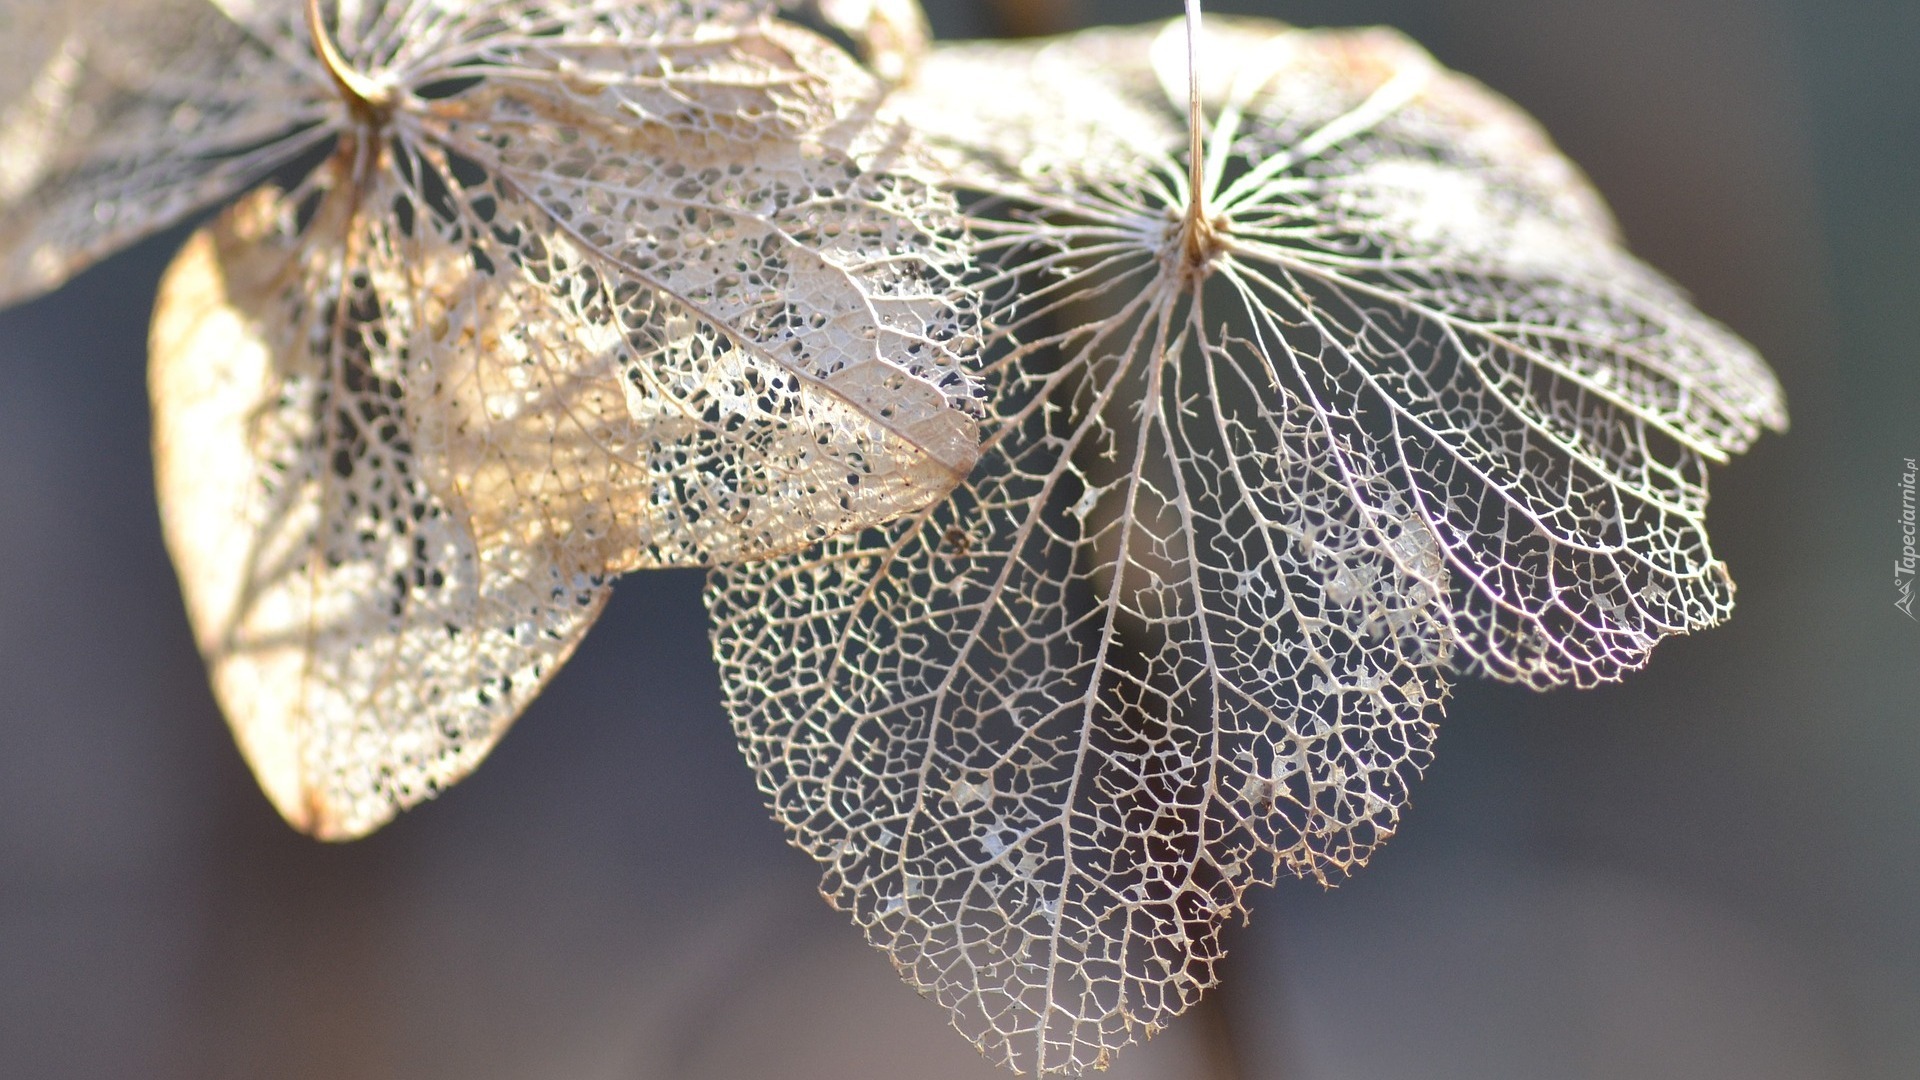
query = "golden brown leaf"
xmin=4 ymin=0 xmax=984 ymax=837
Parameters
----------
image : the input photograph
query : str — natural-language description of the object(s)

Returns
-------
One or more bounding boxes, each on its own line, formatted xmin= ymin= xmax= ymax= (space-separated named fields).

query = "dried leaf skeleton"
xmin=712 ymin=1 xmax=1783 ymax=1072
xmin=1 ymin=0 xmax=984 ymax=838
xmin=0 ymin=0 xmax=1783 ymax=1073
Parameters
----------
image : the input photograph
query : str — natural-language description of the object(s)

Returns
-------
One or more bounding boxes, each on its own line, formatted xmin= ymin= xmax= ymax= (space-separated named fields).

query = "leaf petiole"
xmin=304 ymin=0 xmax=391 ymax=123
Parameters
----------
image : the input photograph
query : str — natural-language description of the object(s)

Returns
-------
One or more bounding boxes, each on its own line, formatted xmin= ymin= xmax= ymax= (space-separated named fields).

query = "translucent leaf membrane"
xmin=151 ymin=183 xmax=610 ymax=840
xmin=3 ymin=0 xmax=983 ymax=836
xmin=708 ymin=15 xmax=1783 ymax=1073
xmin=414 ymin=47 xmax=982 ymax=565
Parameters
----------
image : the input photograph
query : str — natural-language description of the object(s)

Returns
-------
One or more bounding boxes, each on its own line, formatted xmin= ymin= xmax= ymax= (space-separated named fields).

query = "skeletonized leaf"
xmin=3 ymin=0 xmax=984 ymax=837
xmin=708 ymin=14 xmax=1784 ymax=1073
xmin=0 ymin=0 xmax=328 ymax=304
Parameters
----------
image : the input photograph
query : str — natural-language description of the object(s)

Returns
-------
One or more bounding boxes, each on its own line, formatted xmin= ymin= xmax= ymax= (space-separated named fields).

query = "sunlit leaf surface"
xmin=2 ymin=0 xmax=981 ymax=839
xmin=709 ymin=14 xmax=1785 ymax=1073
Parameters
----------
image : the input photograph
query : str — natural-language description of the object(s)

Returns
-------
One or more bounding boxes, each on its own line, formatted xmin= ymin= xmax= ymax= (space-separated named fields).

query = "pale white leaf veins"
xmin=708 ymin=14 xmax=1785 ymax=1074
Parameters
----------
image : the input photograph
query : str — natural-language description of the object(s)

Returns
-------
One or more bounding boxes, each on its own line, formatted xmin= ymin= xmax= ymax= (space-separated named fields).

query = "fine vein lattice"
xmin=708 ymin=13 xmax=1785 ymax=1074
xmin=0 ymin=0 xmax=982 ymax=838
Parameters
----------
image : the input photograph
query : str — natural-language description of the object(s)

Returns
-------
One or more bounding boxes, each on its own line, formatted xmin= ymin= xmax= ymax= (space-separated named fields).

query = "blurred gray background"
xmin=1 ymin=0 xmax=1914 ymax=1077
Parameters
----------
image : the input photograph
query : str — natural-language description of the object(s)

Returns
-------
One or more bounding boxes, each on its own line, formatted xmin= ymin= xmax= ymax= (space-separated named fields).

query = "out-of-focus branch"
xmin=986 ymin=0 xmax=1081 ymax=37
xmin=797 ymin=0 xmax=931 ymax=82
xmin=1195 ymin=974 xmax=1250 ymax=1080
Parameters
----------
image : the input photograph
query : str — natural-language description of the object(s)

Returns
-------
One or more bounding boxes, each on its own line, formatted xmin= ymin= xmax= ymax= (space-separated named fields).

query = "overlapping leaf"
xmin=2 ymin=0 xmax=982 ymax=838
xmin=0 ymin=0 xmax=328 ymax=301
xmin=150 ymin=181 xmax=613 ymax=840
xmin=708 ymin=14 xmax=1784 ymax=1073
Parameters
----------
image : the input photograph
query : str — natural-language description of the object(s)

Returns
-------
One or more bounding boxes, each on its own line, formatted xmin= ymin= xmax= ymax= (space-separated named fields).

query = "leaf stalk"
xmin=1181 ymin=0 xmax=1221 ymax=272
xmin=305 ymin=0 xmax=391 ymax=125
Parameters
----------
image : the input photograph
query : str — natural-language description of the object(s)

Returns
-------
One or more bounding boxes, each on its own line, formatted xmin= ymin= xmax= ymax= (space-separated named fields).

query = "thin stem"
xmin=1184 ymin=0 xmax=1205 ymax=214
xmin=1181 ymin=0 xmax=1218 ymax=268
xmin=305 ymin=0 xmax=390 ymax=122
